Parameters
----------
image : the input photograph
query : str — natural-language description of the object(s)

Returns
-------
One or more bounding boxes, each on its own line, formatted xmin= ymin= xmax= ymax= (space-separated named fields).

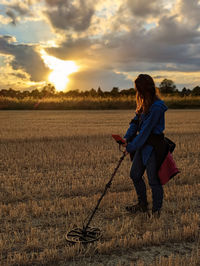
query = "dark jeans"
xmin=130 ymin=149 xmax=163 ymax=211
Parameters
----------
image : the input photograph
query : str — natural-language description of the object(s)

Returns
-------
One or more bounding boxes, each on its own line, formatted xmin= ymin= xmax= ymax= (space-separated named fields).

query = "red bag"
xmin=158 ymin=152 xmax=179 ymax=185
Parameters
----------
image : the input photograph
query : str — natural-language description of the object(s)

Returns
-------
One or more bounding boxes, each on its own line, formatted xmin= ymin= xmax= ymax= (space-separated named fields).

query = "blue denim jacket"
xmin=124 ymin=99 xmax=168 ymax=165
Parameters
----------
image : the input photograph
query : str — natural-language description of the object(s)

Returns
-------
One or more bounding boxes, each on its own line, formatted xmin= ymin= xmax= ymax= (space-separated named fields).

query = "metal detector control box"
xmin=112 ymin=134 xmax=126 ymax=145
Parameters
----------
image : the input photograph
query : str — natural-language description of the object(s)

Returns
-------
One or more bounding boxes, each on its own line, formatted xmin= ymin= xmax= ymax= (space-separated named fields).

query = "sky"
xmin=0 ymin=0 xmax=200 ymax=92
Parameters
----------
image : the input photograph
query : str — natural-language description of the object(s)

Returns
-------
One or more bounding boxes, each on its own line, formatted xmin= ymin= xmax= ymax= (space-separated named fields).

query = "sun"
xmin=40 ymin=49 xmax=78 ymax=91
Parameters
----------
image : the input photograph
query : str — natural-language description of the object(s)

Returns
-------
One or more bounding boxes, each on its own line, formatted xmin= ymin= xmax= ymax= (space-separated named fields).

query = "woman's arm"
xmin=123 ymin=114 xmax=139 ymax=142
xmin=126 ymin=106 xmax=163 ymax=153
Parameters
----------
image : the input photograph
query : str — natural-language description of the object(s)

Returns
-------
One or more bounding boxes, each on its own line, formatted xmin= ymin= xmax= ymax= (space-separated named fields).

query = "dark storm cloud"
xmin=149 ymin=15 xmax=200 ymax=45
xmin=5 ymin=1 xmax=33 ymax=25
xmin=9 ymin=3 xmax=31 ymax=16
xmin=2 ymin=0 xmax=200 ymax=89
xmin=45 ymin=36 xmax=92 ymax=60
xmin=44 ymin=0 xmax=200 ymax=74
xmin=44 ymin=0 xmax=95 ymax=31
xmin=0 ymin=35 xmax=49 ymax=81
xmin=11 ymin=73 xmax=27 ymax=79
xmin=69 ymin=68 xmax=132 ymax=90
xmin=179 ymin=0 xmax=200 ymax=27
xmin=98 ymin=13 xmax=200 ymax=72
xmin=45 ymin=0 xmax=65 ymax=6
xmin=44 ymin=10 xmax=200 ymax=77
xmin=6 ymin=9 xmax=17 ymax=25
xmin=127 ymin=0 xmax=164 ymax=17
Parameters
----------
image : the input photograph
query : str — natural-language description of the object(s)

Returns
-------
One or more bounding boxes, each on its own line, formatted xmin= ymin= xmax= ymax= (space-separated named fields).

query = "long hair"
xmin=135 ymin=74 xmax=160 ymax=114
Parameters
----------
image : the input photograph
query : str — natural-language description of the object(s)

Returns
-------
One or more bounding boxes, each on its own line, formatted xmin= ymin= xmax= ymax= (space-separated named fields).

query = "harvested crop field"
xmin=0 ymin=110 xmax=199 ymax=265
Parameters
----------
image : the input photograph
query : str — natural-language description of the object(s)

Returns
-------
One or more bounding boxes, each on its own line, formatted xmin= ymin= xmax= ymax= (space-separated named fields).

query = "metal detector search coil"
xmin=65 ymin=135 xmax=126 ymax=244
xmin=66 ymin=227 xmax=101 ymax=244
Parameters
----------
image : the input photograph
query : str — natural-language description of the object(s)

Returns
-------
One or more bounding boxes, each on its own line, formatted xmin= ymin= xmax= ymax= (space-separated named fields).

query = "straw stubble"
xmin=0 ymin=110 xmax=199 ymax=265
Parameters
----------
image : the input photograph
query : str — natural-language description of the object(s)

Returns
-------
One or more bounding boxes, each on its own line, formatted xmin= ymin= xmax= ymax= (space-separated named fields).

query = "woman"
xmin=123 ymin=74 xmax=168 ymax=217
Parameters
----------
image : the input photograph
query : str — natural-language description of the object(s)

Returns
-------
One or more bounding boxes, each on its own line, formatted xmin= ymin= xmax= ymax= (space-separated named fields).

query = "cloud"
xmin=94 ymin=13 xmax=200 ymax=72
xmin=153 ymin=75 xmax=166 ymax=79
xmin=177 ymin=0 xmax=200 ymax=28
xmin=5 ymin=1 xmax=33 ymax=25
xmin=6 ymin=9 xmax=17 ymax=25
xmin=0 ymin=14 xmax=11 ymax=25
xmin=0 ymin=35 xmax=49 ymax=82
xmin=68 ymin=68 xmax=132 ymax=90
xmin=148 ymin=15 xmax=200 ymax=45
xmin=11 ymin=72 xmax=27 ymax=79
xmin=8 ymin=2 xmax=31 ymax=16
xmin=1 ymin=0 xmax=200 ymax=90
xmin=43 ymin=7 xmax=200 ymax=86
xmin=45 ymin=36 xmax=93 ymax=60
xmin=44 ymin=0 xmax=96 ymax=32
xmin=45 ymin=1 xmax=199 ymax=72
xmin=127 ymin=0 xmax=165 ymax=17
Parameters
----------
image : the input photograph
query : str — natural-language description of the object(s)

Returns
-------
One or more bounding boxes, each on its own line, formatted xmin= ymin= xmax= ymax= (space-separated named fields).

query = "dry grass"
xmin=0 ymin=110 xmax=199 ymax=265
xmin=0 ymin=95 xmax=200 ymax=110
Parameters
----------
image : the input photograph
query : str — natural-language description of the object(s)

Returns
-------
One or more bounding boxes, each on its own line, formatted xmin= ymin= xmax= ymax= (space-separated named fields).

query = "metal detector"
xmin=65 ymin=135 xmax=126 ymax=244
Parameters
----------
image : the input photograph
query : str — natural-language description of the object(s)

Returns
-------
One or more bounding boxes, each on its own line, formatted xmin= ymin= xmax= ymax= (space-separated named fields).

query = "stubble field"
xmin=0 ymin=110 xmax=199 ymax=265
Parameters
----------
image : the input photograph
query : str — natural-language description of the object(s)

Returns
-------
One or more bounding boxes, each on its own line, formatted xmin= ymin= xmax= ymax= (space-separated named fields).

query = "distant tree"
xmin=57 ymin=91 xmax=65 ymax=98
xmin=159 ymin=79 xmax=176 ymax=94
xmin=41 ymin=83 xmax=56 ymax=97
xmin=30 ymin=89 xmax=40 ymax=98
xmin=120 ymin=88 xmax=135 ymax=96
xmin=181 ymin=87 xmax=187 ymax=96
xmin=66 ymin=89 xmax=80 ymax=97
xmin=21 ymin=90 xmax=30 ymax=98
xmin=103 ymin=91 xmax=111 ymax=97
xmin=7 ymin=88 xmax=17 ymax=97
xmin=0 ymin=89 xmax=9 ymax=97
xmin=97 ymin=86 xmax=104 ymax=97
xmin=110 ymin=87 xmax=119 ymax=97
xmin=89 ymin=88 xmax=97 ymax=97
xmin=128 ymin=88 xmax=135 ymax=96
xmin=191 ymin=86 xmax=200 ymax=96
xmin=82 ymin=90 xmax=89 ymax=97
xmin=181 ymin=87 xmax=191 ymax=96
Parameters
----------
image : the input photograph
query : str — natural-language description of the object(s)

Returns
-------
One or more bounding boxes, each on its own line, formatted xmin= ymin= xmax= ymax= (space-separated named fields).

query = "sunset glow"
xmin=40 ymin=50 xmax=78 ymax=91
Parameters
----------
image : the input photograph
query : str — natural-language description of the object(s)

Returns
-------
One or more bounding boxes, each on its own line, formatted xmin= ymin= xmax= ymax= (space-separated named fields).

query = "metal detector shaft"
xmin=83 ymin=151 xmax=126 ymax=232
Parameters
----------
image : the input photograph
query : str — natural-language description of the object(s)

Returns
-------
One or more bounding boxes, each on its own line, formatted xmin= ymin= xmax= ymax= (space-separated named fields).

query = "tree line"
xmin=0 ymin=79 xmax=200 ymax=99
